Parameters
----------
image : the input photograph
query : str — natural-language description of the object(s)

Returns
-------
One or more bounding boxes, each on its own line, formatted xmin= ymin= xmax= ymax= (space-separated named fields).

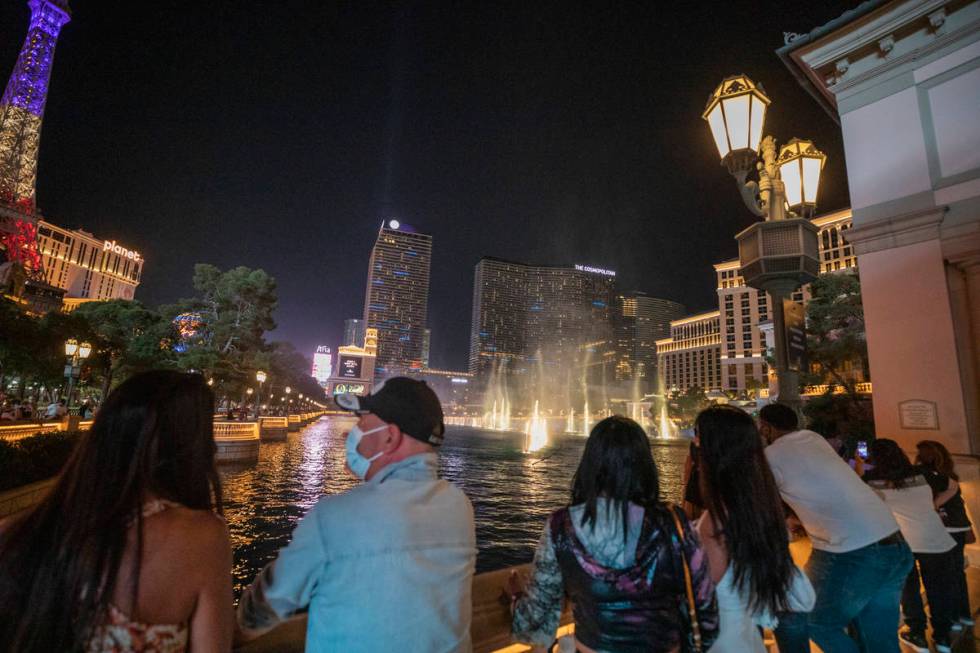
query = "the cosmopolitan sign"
xmin=103 ymin=240 xmax=142 ymax=262
xmin=575 ymin=264 xmax=616 ymax=277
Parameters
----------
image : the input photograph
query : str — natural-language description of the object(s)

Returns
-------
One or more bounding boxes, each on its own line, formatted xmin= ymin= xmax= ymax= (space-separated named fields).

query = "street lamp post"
xmin=703 ymin=75 xmax=826 ymax=410
xmin=254 ymin=370 xmax=267 ymax=420
xmin=63 ymin=339 xmax=92 ymax=413
xmin=284 ymin=386 xmax=291 ymax=419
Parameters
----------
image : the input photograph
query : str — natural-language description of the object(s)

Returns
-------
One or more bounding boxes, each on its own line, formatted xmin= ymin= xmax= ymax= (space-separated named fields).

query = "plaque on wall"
xmin=898 ymin=399 xmax=940 ymax=430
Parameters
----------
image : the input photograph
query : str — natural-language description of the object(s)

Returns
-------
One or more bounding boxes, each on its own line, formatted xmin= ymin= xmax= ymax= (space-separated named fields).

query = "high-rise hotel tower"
xmin=363 ymin=220 xmax=432 ymax=376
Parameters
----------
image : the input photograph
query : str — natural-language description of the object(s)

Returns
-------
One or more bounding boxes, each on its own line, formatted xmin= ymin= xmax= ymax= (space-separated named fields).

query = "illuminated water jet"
xmin=524 ymin=400 xmax=549 ymax=453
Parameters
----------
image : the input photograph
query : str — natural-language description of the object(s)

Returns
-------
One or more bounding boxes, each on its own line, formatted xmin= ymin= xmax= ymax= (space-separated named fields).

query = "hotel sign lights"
xmin=574 ymin=264 xmax=616 ymax=277
xmin=103 ymin=240 xmax=142 ymax=262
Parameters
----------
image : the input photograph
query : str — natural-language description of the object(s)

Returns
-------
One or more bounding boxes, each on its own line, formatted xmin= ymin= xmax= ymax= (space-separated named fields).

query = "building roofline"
xmin=476 ymin=255 xmax=614 ymax=272
xmin=775 ymin=0 xmax=891 ymax=124
xmin=670 ymin=310 xmax=721 ymax=327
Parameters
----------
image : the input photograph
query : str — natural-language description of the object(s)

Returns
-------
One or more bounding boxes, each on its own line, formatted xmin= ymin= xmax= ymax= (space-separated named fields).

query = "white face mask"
xmin=345 ymin=424 xmax=387 ymax=480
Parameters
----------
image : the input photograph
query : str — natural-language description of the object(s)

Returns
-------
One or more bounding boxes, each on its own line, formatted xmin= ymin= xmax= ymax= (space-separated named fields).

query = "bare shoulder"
xmin=145 ymin=505 xmax=230 ymax=557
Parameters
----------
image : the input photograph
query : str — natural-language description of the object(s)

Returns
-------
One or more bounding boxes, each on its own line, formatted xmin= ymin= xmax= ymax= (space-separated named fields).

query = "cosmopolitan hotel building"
xmin=658 ymin=209 xmax=855 ymax=394
xmin=468 ymin=258 xmax=617 ymax=379
xmin=363 ymin=220 xmax=432 ymax=376
xmin=36 ymin=219 xmax=144 ymax=306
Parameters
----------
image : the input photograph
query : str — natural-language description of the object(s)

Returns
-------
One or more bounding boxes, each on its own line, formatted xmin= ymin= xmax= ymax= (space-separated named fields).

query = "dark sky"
xmin=2 ymin=1 xmax=856 ymax=371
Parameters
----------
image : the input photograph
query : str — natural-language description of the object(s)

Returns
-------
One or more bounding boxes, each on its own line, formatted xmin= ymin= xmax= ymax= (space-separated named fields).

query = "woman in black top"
xmin=916 ymin=440 xmax=975 ymax=625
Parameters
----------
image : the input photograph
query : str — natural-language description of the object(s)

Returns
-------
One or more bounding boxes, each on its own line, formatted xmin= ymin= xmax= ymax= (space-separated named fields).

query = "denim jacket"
xmin=238 ymin=453 xmax=476 ymax=653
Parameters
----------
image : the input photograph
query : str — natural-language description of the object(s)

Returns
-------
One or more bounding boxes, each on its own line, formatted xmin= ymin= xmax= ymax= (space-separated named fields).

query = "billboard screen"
xmin=312 ymin=346 xmax=332 ymax=384
xmin=338 ymin=355 xmax=363 ymax=379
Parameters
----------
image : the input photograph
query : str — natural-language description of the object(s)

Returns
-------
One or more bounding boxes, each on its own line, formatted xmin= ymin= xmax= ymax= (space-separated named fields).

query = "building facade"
xmin=655 ymin=310 xmax=722 ymax=393
xmin=715 ymin=209 xmax=857 ymax=396
xmin=778 ymin=0 xmax=980 ymax=462
xmin=614 ymin=291 xmax=686 ymax=384
xmin=468 ymin=257 xmax=617 ymax=380
xmin=36 ymin=219 xmax=143 ymax=302
xmin=363 ymin=220 xmax=432 ymax=377
xmin=342 ymin=318 xmax=366 ymax=347
xmin=325 ymin=328 xmax=378 ymax=397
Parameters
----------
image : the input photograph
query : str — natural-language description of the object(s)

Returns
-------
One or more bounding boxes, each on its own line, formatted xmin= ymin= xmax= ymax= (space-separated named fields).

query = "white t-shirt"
xmin=867 ymin=475 xmax=956 ymax=553
xmin=765 ymin=430 xmax=898 ymax=553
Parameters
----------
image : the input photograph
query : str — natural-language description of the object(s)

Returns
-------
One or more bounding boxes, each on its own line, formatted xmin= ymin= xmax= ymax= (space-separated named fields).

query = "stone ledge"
xmin=0 ymin=477 xmax=56 ymax=519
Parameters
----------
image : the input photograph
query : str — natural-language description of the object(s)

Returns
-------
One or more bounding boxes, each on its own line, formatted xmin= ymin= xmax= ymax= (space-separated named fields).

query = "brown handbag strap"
xmin=669 ymin=505 xmax=703 ymax=653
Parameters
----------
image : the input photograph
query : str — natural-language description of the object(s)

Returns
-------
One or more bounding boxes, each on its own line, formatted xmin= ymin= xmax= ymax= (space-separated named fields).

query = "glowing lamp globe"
xmin=777 ymin=138 xmax=826 ymax=213
xmin=78 ymin=342 xmax=92 ymax=359
xmin=703 ymin=74 xmax=770 ymax=160
xmin=256 ymin=370 xmax=267 ymax=384
xmin=247 ymin=388 xmax=254 ymax=396
xmin=64 ymin=338 xmax=78 ymax=357
xmin=285 ymin=386 xmax=291 ymax=394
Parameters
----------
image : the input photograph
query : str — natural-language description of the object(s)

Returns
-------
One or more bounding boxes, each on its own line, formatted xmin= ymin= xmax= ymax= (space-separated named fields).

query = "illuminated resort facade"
xmin=363 ymin=221 xmax=433 ymax=376
xmin=658 ymin=209 xmax=857 ymax=396
xmin=36 ymin=220 xmax=143 ymax=305
xmin=656 ymin=311 xmax=722 ymax=392
xmin=468 ymin=257 xmax=617 ymax=379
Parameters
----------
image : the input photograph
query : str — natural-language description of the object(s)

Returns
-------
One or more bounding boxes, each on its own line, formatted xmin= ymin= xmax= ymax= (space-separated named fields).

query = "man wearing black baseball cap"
xmin=237 ymin=378 xmax=476 ymax=653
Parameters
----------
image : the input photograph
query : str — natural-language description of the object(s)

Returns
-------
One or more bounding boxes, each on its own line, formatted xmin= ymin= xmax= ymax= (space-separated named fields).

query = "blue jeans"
xmin=804 ymin=537 xmax=913 ymax=653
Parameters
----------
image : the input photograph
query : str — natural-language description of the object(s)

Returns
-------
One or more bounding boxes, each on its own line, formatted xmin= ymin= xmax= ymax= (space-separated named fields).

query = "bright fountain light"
xmin=566 ymin=408 xmax=575 ymax=434
xmin=581 ymin=401 xmax=591 ymax=437
xmin=658 ymin=404 xmax=678 ymax=440
xmin=524 ymin=400 xmax=549 ymax=453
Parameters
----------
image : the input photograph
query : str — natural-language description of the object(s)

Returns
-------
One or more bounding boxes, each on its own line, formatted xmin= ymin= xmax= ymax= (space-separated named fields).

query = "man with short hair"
xmin=236 ymin=378 xmax=476 ymax=653
xmin=760 ymin=403 xmax=912 ymax=653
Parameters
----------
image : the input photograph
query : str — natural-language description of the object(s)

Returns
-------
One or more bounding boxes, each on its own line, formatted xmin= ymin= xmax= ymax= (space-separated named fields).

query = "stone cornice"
xmin=846 ymin=206 xmax=947 ymax=254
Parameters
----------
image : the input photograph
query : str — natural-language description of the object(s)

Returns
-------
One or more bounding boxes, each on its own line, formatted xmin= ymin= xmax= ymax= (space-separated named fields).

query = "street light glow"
xmin=64 ymin=338 xmax=78 ymax=357
xmin=78 ymin=342 xmax=92 ymax=359
xmin=702 ymin=74 xmax=770 ymax=159
xmin=256 ymin=370 xmax=267 ymax=384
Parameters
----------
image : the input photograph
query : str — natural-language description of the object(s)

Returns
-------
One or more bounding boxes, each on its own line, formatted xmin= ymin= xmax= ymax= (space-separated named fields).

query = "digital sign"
xmin=312 ymin=345 xmax=332 ymax=384
xmin=333 ymin=383 xmax=367 ymax=396
xmin=338 ymin=355 xmax=363 ymax=379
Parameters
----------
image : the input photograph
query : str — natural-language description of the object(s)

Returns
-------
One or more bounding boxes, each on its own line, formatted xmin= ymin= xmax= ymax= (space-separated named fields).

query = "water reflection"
xmin=221 ymin=417 xmax=688 ymax=597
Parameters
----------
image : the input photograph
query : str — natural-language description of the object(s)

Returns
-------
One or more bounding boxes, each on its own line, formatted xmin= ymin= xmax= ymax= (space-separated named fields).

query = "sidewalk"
xmin=952 ymin=567 xmax=980 ymax=653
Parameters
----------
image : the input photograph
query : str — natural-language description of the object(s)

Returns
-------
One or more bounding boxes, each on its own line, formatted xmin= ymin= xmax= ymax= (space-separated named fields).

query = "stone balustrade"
xmin=287 ymin=414 xmax=301 ymax=432
xmin=213 ymin=421 xmax=260 ymax=464
xmin=258 ymin=416 xmax=289 ymax=442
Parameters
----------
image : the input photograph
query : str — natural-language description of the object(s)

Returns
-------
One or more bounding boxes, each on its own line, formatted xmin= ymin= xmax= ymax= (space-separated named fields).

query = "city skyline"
xmin=0 ymin=1 xmax=857 ymax=370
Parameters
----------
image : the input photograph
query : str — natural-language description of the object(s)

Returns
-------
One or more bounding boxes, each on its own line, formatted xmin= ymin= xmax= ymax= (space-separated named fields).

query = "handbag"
xmin=669 ymin=504 xmax=703 ymax=653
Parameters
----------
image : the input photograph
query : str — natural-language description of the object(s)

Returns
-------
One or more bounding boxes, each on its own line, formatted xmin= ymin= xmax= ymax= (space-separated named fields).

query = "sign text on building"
xmin=574 ymin=264 xmax=616 ymax=277
xmin=103 ymin=240 xmax=142 ymax=262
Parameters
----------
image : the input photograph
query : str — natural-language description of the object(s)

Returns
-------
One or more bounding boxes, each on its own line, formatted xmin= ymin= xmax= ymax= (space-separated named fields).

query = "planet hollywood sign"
xmin=103 ymin=240 xmax=142 ymax=262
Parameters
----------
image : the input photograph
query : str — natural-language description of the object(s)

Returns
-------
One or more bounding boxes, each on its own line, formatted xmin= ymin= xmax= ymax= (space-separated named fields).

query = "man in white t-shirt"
xmin=760 ymin=403 xmax=913 ymax=653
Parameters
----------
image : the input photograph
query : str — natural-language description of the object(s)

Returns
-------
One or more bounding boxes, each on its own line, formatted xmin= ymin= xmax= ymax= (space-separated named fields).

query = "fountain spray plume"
xmin=482 ymin=358 xmax=512 ymax=431
xmin=524 ymin=400 xmax=549 ymax=453
xmin=655 ymin=372 xmax=679 ymax=439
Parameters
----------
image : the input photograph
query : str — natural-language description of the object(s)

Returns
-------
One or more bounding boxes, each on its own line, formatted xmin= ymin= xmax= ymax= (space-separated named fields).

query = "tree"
xmin=801 ymin=271 xmax=874 ymax=446
xmin=668 ymin=386 xmax=712 ymax=429
xmin=71 ymin=300 xmax=175 ymax=396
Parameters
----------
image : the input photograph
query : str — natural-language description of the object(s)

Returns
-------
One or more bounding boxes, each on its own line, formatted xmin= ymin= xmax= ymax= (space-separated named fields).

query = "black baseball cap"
xmin=335 ymin=377 xmax=445 ymax=446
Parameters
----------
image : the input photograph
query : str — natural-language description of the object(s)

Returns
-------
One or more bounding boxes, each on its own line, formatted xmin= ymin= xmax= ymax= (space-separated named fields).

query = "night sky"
xmin=1 ymin=1 xmax=856 ymax=371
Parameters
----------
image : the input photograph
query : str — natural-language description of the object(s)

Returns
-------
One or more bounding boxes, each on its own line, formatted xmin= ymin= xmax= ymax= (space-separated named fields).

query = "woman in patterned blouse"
xmin=510 ymin=415 xmax=719 ymax=652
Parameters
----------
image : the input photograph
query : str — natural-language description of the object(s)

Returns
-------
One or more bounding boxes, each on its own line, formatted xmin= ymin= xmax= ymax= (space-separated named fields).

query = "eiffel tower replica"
xmin=0 ymin=0 xmax=71 ymax=312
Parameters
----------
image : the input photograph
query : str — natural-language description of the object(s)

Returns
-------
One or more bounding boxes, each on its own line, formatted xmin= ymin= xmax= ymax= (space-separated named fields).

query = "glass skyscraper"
xmin=468 ymin=257 xmax=616 ymax=379
xmin=363 ymin=220 xmax=432 ymax=376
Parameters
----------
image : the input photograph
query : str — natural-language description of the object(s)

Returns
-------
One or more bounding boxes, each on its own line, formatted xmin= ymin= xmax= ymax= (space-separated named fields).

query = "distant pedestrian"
xmin=759 ymin=403 xmax=911 ymax=653
xmin=915 ymin=440 xmax=975 ymax=626
xmin=863 ymin=439 xmax=961 ymax=653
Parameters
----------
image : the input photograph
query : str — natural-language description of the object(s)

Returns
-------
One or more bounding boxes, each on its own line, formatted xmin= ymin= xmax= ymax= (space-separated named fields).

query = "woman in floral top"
xmin=510 ymin=416 xmax=719 ymax=653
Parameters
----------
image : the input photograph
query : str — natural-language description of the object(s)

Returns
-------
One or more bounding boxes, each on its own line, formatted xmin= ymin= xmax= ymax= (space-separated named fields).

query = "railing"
xmin=802 ymin=381 xmax=873 ymax=396
xmin=237 ymin=563 xmax=573 ymax=653
xmin=0 ymin=418 xmax=94 ymax=442
xmin=213 ymin=421 xmax=260 ymax=440
xmin=259 ymin=416 xmax=289 ymax=428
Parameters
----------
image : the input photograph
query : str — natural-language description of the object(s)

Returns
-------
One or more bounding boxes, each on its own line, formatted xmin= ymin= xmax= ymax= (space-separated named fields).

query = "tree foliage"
xmin=667 ymin=386 xmax=712 ymax=429
xmin=802 ymin=271 xmax=868 ymax=396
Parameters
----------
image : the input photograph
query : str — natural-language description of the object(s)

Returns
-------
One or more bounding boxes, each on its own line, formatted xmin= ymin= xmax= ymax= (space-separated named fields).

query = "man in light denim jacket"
xmin=236 ymin=378 xmax=476 ymax=653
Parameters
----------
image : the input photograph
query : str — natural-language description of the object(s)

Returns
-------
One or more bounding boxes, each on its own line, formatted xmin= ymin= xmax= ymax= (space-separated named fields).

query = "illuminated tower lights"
xmin=0 ymin=0 xmax=71 ymax=210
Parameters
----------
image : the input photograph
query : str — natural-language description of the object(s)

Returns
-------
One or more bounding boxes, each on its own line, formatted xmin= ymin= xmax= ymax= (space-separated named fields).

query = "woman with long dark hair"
xmin=510 ymin=415 xmax=719 ymax=652
xmin=0 ymin=370 xmax=232 ymax=652
xmin=694 ymin=405 xmax=814 ymax=652
xmin=916 ymin=440 xmax=975 ymax=627
xmin=864 ymin=439 xmax=960 ymax=653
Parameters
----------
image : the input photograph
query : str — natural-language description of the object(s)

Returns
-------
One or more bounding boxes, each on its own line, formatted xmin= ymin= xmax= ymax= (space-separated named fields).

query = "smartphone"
xmin=856 ymin=441 xmax=868 ymax=459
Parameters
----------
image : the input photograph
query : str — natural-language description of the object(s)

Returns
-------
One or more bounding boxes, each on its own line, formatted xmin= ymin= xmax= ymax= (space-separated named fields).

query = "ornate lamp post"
xmin=284 ymin=386 xmax=291 ymax=419
xmin=254 ymin=370 xmax=267 ymax=419
xmin=63 ymin=339 xmax=92 ymax=412
xmin=703 ymin=74 xmax=826 ymax=409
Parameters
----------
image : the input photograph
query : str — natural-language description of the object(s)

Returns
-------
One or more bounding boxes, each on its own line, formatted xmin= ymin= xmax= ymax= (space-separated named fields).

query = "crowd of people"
xmin=0 ymin=370 xmax=973 ymax=652
xmin=0 ymin=393 xmax=96 ymax=421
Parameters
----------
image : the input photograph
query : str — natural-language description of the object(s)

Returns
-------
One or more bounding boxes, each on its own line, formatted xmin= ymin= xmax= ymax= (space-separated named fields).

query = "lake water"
xmin=220 ymin=416 xmax=689 ymax=597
